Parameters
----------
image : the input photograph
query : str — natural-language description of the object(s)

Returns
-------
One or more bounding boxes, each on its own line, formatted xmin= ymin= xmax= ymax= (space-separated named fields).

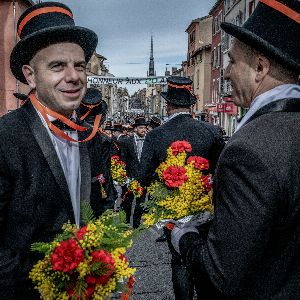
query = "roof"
xmin=185 ymin=15 xmax=212 ymax=32
xmin=190 ymin=44 xmax=212 ymax=58
xmin=209 ymin=0 xmax=224 ymax=15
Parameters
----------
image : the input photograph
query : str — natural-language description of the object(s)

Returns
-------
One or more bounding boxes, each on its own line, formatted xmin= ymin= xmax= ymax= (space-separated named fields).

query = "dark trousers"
xmin=121 ymin=189 xmax=146 ymax=228
xmin=164 ymin=227 xmax=195 ymax=300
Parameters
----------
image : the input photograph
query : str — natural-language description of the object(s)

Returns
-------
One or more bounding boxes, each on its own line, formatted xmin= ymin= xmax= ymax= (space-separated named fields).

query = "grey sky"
xmin=58 ymin=0 xmax=216 ymax=94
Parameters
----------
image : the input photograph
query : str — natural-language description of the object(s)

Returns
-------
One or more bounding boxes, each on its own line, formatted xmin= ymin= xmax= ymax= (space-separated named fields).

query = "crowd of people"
xmin=1 ymin=0 xmax=299 ymax=299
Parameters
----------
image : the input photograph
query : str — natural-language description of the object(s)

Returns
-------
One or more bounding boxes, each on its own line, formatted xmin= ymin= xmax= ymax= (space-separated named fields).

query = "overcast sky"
xmin=58 ymin=0 xmax=216 ymax=94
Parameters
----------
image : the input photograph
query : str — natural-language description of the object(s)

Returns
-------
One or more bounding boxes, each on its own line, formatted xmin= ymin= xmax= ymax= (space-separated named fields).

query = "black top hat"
xmin=78 ymin=88 xmax=107 ymax=118
xmin=13 ymin=92 xmax=28 ymax=101
xmin=104 ymin=121 xmax=113 ymax=131
xmin=112 ymin=123 xmax=123 ymax=132
xmin=10 ymin=2 xmax=98 ymax=84
xmin=149 ymin=116 xmax=161 ymax=128
xmin=132 ymin=116 xmax=148 ymax=127
xmin=161 ymin=77 xmax=197 ymax=106
xmin=221 ymin=0 xmax=300 ymax=73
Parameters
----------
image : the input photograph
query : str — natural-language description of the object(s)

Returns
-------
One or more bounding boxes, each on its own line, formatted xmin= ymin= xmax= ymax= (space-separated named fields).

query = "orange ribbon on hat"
xmin=260 ymin=0 xmax=300 ymax=24
xmin=29 ymin=92 xmax=100 ymax=143
xmin=18 ymin=7 xmax=73 ymax=37
xmin=167 ymin=82 xmax=193 ymax=92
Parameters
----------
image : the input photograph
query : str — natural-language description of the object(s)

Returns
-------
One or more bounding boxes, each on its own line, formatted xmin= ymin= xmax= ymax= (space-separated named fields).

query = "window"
xmin=190 ymin=30 xmax=195 ymax=44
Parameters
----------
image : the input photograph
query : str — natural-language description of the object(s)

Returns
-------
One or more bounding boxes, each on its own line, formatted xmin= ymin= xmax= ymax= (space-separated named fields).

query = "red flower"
xmin=200 ymin=175 xmax=213 ymax=191
xmin=111 ymin=155 xmax=120 ymax=160
xmin=91 ymin=250 xmax=115 ymax=274
xmin=85 ymin=275 xmax=111 ymax=286
xmin=76 ymin=226 xmax=88 ymax=240
xmin=128 ymin=275 xmax=135 ymax=289
xmin=51 ymin=239 xmax=84 ymax=273
xmin=187 ymin=156 xmax=209 ymax=170
xmin=170 ymin=140 xmax=192 ymax=156
xmin=67 ymin=284 xmax=95 ymax=300
xmin=162 ymin=166 xmax=188 ymax=188
xmin=119 ymin=254 xmax=128 ymax=263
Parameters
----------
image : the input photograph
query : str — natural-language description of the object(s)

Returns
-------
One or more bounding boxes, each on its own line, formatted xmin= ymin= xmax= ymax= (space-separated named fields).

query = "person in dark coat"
xmin=120 ymin=116 xmax=147 ymax=228
xmin=147 ymin=115 xmax=162 ymax=132
xmin=77 ymin=88 xmax=116 ymax=207
xmin=0 ymin=3 xmax=113 ymax=299
xmin=139 ymin=76 xmax=225 ymax=300
xmin=171 ymin=1 xmax=300 ymax=299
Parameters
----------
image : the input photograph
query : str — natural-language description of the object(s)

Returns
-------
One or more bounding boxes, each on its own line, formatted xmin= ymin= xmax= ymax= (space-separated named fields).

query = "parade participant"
xmin=103 ymin=120 xmax=113 ymax=137
xmin=171 ymin=1 xmax=300 ymax=299
xmin=77 ymin=87 xmax=108 ymax=126
xmin=78 ymin=88 xmax=117 ymax=208
xmin=147 ymin=115 xmax=161 ymax=132
xmin=120 ymin=116 xmax=147 ymax=228
xmin=0 ymin=2 xmax=113 ymax=298
xmin=139 ymin=76 xmax=224 ymax=300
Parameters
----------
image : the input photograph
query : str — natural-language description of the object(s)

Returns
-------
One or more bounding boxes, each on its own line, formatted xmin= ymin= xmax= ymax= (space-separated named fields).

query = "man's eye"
xmin=76 ymin=65 xmax=86 ymax=71
xmin=51 ymin=64 xmax=64 ymax=71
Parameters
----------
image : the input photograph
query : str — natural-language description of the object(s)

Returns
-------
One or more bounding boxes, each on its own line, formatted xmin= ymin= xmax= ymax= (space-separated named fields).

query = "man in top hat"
xmin=139 ymin=76 xmax=225 ymax=300
xmin=170 ymin=1 xmax=300 ymax=299
xmin=147 ymin=115 xmax=162 ymax=132
xmin=78 ymin=87 xmax=117 ymax=208
xmin=120 ymin=116 xmax=147 ymax=228
xmin=111 ymin=123 xmax=126 ymax=155
xmin=0 ymin=2 xmax=113 ymax=298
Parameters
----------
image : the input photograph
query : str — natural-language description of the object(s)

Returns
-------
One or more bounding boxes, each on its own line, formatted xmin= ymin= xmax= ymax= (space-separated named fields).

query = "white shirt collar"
xmin=235 ymin=84 xmax=300 ymax=132
xmin=165 ymin=112 xmax=191 ymax=123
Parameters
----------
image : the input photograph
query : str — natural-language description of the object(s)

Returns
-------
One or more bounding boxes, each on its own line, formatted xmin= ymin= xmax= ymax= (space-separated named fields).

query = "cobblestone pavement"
xmin=127 ymin=228 xmax=175 ymax=300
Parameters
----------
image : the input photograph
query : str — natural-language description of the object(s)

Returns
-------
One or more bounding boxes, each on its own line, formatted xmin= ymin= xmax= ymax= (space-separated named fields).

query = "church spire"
xmin=147 ymin=35 xmax=156 ymax=77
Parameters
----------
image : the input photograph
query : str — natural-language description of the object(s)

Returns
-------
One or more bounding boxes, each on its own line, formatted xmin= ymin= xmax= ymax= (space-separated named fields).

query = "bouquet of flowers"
xmin=142 ymin=140 xmax=214 ymax=227
xmin=29 ymin=203 xmax=136 ymax=300
xmin=111 ymin=155 xmax=127 ymax=186
xmin=111 ymin=155 xmax=144 ymax=198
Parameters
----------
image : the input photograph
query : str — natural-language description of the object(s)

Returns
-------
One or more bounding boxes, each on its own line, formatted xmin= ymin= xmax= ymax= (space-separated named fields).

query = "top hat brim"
xmin=132 ymin=122 xmax=148 ymax=127
xmin=10 ymin=25 xmax=98 ymax=84
xmin=221 ymin=22 xmax=300 ymax=73
xmin=161 ymin=92 xmax=196 ymax=106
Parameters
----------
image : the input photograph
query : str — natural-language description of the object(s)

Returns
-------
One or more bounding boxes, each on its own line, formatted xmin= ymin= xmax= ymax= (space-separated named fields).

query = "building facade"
xmin=0 ymin=0 xmax=34 ymax=115
xmin=186 ymin=16 xmax=213 ymax=116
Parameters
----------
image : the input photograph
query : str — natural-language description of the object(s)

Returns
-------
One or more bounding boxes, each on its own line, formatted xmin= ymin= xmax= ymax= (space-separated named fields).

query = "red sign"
xmin=224 ymin=103 xmax=238 ymax=115
xmin=217 ymin=103 xmax=224 ymax=112
xmin=223 ymin=96 xmax=233 ymax=102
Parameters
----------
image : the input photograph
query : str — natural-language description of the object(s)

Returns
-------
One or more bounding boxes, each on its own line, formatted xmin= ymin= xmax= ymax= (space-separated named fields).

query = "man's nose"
xmin=65 ymin=65 xmax=80 ymax=82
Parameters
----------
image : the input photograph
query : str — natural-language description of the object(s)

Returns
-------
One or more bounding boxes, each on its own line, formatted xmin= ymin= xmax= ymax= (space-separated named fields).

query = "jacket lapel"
xmin=22 ymin=101 xmax=74 ymax=220
xmin=245 ymin=98 xmax=300 ymax=126
xmin=131 ymin=136 xmax=138 ymax=158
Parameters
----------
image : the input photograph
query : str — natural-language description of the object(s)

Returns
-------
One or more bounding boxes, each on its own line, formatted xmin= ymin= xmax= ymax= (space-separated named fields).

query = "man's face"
xmin=135 ymin=125 xmax=147 ymax=137
xmin=224 ymin=39 xmax=256 ymax=108
xmin=23 ymin=42 xmax=87 ymax=116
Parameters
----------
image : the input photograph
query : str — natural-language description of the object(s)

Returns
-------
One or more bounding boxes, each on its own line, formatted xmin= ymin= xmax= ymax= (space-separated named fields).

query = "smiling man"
xmin=0 ymin=2 xmax=114 ymax=299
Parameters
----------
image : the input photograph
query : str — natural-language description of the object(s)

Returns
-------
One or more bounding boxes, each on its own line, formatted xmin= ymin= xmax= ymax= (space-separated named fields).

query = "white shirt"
xmin=35 ymin=107 xmax=81 ymax=227
xmin=134 ymin=133 xmax=145 ymax=162
xmin=235 ymin=84 xmax=300 ymax=132
xmin=165 ymin=112 xmax=191 ymax=123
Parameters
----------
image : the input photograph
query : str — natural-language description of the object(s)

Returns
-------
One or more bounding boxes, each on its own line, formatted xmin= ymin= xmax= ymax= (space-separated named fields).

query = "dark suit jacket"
xmin=180 ymin=98 xmax=300 ymax=299
xmin=139 ymin=114 xmax=225 ymax=186
xmin=120 ymin=136 xmax=141 ymax=179
xmin=0 ymin=101 xmax=114 ymax=299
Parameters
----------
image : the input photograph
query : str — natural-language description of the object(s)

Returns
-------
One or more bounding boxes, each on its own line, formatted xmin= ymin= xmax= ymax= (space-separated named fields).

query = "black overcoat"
xmin=0 ymin=101 xmax=113 ymax=299
xmin=180 ymin=98 xmax=300 ymax=299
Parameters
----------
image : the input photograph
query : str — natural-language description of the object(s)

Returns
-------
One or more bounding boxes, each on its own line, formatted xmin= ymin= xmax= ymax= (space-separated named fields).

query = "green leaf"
xmin=30 ymin=242 xmax=52 ymax=254
xmin=80 ymin=201 xmax=95 ymax=224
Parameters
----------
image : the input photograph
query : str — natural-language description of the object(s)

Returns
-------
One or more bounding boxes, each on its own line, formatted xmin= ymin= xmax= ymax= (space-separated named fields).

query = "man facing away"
xmin=0 ymin=2 xmax=113 ymax=299
xmin=171 ymin=1 xmax=300 ymax=299
xmin=139 ymin=76 xmax=225 ymax=300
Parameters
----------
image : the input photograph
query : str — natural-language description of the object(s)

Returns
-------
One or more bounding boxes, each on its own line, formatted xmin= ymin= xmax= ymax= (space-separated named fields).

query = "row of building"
xmin=146 ymin=0 xmax=258 ymax=136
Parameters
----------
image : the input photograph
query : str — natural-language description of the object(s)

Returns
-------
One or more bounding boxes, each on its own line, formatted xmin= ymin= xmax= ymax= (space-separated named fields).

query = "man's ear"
xmin=255 ymin=55 xmax=270 ymax=82
xmin=22 ymin=65 xmax=36 ymax=89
